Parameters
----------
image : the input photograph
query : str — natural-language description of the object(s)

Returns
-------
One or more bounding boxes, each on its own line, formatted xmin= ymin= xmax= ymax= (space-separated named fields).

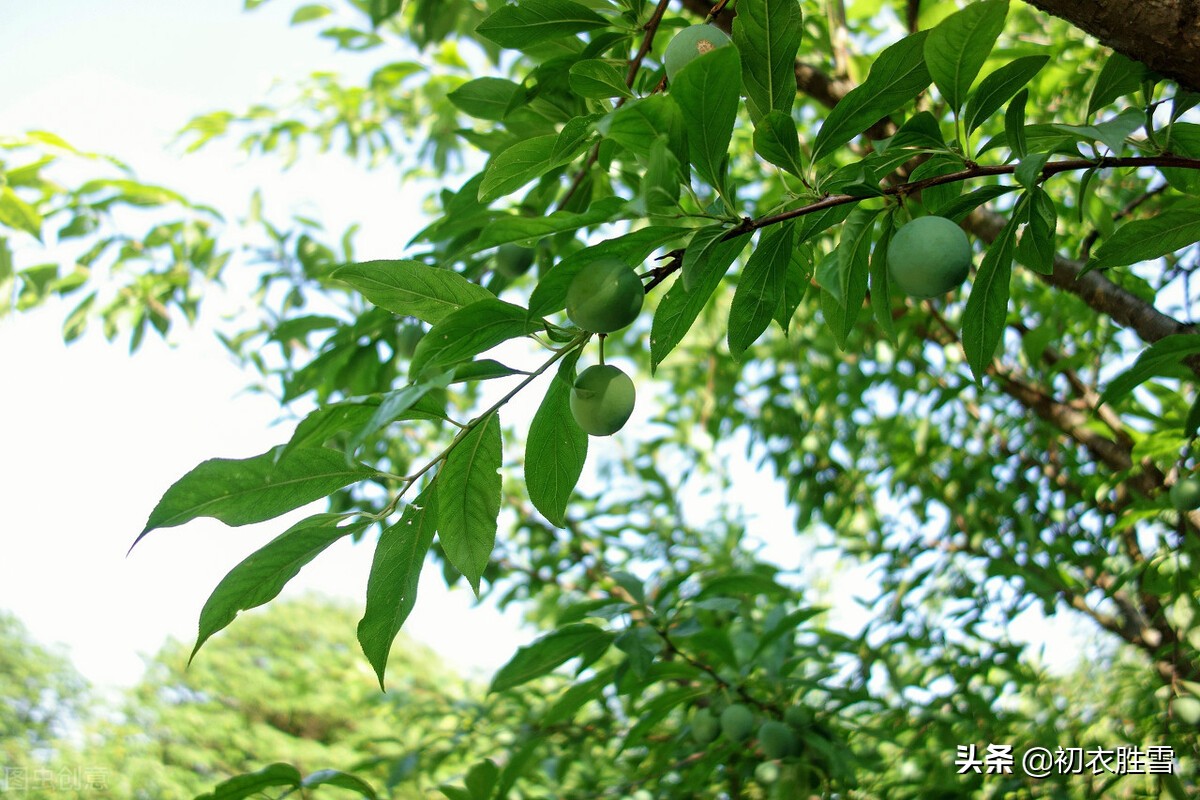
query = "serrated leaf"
xmin=811 ymin=32 xmax=931 ymax=162
xmin=753 ymin=110 xmax=805 ymax=177
xmin=135 ymin=447 xmax=378 ymax=546
xmin=475 ymin=0 xmax=607 ymax=49
xmin=568 ymin=59 xmax=633 ymax=99
xmin=728 ymin=223 xmax=794 ymax=359
xmin=671 ymin=46 xmax=741 ymax=190
xmin=526 ymin=350 xmax=587 ymax=527
xmin=359 ymin=484 xmax=438 ymax=688
xmin=194 ymin=764 xmax=303 ymax=800
xmin=332 ymin=260 xmax=493 ymax=324
xmin=490 ymin=622 xmax=614 ymax=693
xmin=437 ymin=413 xmax=502 ymax=594
xmin=925 ymin=0 xmax=1008 ymax=115
xmin=448 ymin=78 xmax=523 ymax=121
xmin=479 ymin=135 xmax=560 ymax=203
xmin=962 ymin=212 xmax=1018 ymax=380
xmin=1089 ymin=208 xmax=1200 ymax=270
xmin=410 ymin=298 xmax=542 ymax=380
xmin=651 ymin=233 xmax=748 ymax=370
xmin=963 ymin=55 xmax=1049 ymax=136
xmin=1087 ymin=52 xmax=1146 ymax=118
xmin=1100 ymin=334 xmax=1200 ymax=405
xmin=731 ymin=0 xmax=803 ymax=122
xmin=192 ymin=513 xmax=370 ymax=660
xmin=681 ymin=225 xmax=730 ymax=292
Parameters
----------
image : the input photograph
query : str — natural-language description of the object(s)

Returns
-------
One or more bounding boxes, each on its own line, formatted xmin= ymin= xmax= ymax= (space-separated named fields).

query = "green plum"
xmin=1170 ymin=475 xmax=1200 ymax=511
xmin=566 ymin=259 xmax=644 ymax=333
xmin=758 ymin=720 xmax=798 ymax=759
xmin=570 ymin=364 xmax=636 ymax=436
xmin=690 ymin=708 xmax=720 ymax=744
xmin=887 ymin=215 xmax=973 ymax=299
xmin=664 ymin=24 xmax=733 ymax=84
xmin=720 ymin=703 xmax=755 ymax=742
xmin=495 ymin=244 xmax=535 ymax=278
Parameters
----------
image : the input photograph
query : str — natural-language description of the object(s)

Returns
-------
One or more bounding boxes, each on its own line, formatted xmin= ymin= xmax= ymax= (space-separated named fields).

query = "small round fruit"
xmin=720 ymin=703 xmax=755 ymax=742
xmin=887 ymin=215 xmax=973 ymax=299
xmin=565 ymin=259 xmax=644 ymax=334
xmin=664 ymin=24 xmax=733 ymax=84
xmin=754 ymin=761 xmax=781 ymax=785
xmin=758 ymin=720 xmax=798 ymax=759
xmin=570 ymin=365 xmax=636 ymax=437
xmin=1170 ymin=475 xmax=1200 ymax=511
xmin=783 ymin=705 xmax=810 ymax=730
xmin=495 ymin=244 xmax=535 ymax=278
xmin=691 ymin=708 xmax=720 ymax=744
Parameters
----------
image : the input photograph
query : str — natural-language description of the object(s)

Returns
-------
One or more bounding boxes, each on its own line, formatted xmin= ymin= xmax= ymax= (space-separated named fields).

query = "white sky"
xmin=0 ymin=0 xmax=1088 ymax=692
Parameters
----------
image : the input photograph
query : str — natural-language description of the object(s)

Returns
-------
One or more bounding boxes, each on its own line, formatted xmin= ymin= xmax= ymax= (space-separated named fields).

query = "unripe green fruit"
xmin=664 ymin=24 xmax=733 ymax=84
xmin=754 ymin=761 xmax=781 ymax=784
xmin=720 ymin=703 xmax=755 ymax=742
xmin=570 ymin=365 xmax=636 ymax=437
xmin=691 ymin=708 xmax=720 ymax=744
xmin=758 ymin=720 xmax=798 ymax=759
xmin=783 ymin=705 xmax=810 ymax=730
xmin=1170 ymin=475 xmax=1200 ymax=511
xmin=887 ymin=216 xmax=973 ymax=299
xmin=565 ymin=259 xmax=644 ymax=334
xmin=495 ymin=244 xmax=535 ymax=278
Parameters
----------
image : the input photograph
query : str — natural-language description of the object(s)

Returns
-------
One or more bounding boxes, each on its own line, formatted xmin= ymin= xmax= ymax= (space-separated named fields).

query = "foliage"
xmin=6 ymin=0 xmax=1200 ymax=796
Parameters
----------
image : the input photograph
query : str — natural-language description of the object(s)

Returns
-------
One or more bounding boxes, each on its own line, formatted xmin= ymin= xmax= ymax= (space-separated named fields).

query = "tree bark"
xmin=1021 ymin=0 xmax=1200 ymax=92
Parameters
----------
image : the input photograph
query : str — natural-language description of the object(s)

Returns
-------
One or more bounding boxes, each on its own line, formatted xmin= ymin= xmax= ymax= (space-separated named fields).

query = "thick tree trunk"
xmin=1022 ymin=0 xmax=1200 ymax=92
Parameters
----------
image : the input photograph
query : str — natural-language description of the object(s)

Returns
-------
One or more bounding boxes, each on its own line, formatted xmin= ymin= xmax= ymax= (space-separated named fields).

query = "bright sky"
xmin=0 ymin=0 xmax=1089 ymax=693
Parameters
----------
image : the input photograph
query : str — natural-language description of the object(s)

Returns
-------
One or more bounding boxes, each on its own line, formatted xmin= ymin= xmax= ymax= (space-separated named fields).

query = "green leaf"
xmin=448 ymin=78 xmax=523 ymax=121
xmin=0 ymin=187 xmax=43 ymax=240
xmin=464 ymin=759 xmax=500 ymax=800
xmin=640 ymin=136 xmax=683 ymax=212
xmin=479 ymin=135 xmax=560 ymax=204
xmin=870 ymin=210 xmax=897 ymax=344
xmin=136 ymin=447 xmax=378 ymax=545
xmin=963 ymin=55 xmax=1049 ymax=136
xmin=526 ymin=350 xmax=587 ymax=527
xmin=938 ymin=183 xmax=1018 ymax=223
xmin=925 ymin=0 xmax=1008 ymax=115
xmin=682 ymin=225 xmax=730 ymax=292
xmin=1100 ymin=334 xmax=1200 ymax=405
xmin=728 ymin=223 xmax=794 ymax=360
xmin=753 ymin=111 xmax=805 ymax=177
xmin=490 ymin=622 xmax=614 ymax=693
xmin=1014 ymin=187 xmax=1056 ymax=274
xmin=350 ymin=374 xmax=453 ymax=452
xmin=1185 ymin=393 xmax=1200 ymax=439
xmin=475 ymin=0 xmax=607 ymax=49
xmin=774 ymin=241 xmax=811 ymax=334
xmin=1052 ymin=108 xmax=1144 ymax=154
xmin=332 ymin=260 xmax=493 ymax=324
xmin=410 ymin=298 xmax=543 ymax=380
xmin=827 ymin=205 xmax=880 ymax=348
xmin=1087 ymin=52 xmax=1146 ymax=118
xmin=598 ymin=95 xmax=687 ymax=165
xmin=195 ymin=763 xmax=303 ymax=800
xmin=1014 ymin=151 xmax=1051 ymax=189
xmin=474 ymin=196 xmax=627 ymax=250
xmin=811 ymin=32 xmax=931 ymax=162
xmin=438 ymin=413 xmax=502 ymax=594
xmin=651 ymin=233 xmax=748 ymax=370
xmin=962 ymin=211 xmax=1018 ymax=381
xmin=300 ymin=769 xmax=378 ymax=797
xmin=731 ymin=0 xmax=804 ymax=121
xmin=568 ymin=59 xmax=633 ymax=99
xmin=358 ymin=484 xmax=438 ymax=688
xmin=1089 ymin=208 xmax=1200 ymax=270
xmin=366 ymin=0 xmax=401 ymax=26
xmin=698 ymin=572 xmax=792 ymax=600
xmin=1005 ymin=88 xmax=1029 ymax=159
xmin=291 ymin=3 xmax=333 ymax=24
xmin=671 ymin=45 xmax=741 ymax=190
xmin=192 ymin=513 xmax=370 ymax=659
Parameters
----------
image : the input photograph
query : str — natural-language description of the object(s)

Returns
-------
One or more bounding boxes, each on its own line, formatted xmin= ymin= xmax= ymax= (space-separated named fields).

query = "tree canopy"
xmin=5 ymin=0 xmax=1200 ymax=797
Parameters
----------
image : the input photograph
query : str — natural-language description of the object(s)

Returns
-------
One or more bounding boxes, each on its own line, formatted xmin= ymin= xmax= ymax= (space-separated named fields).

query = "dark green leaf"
xmin=366 ymin=0 xmax=401 ymax=26
xmin=774 ymin=241 xmax=812 ymax=334
xmin=490 ymin=622 xmax=614 ymax=693
xmin=1052 ymin=108 xmax=1144 ymax=154
xmin=136 ymin=447 xmax=378 ymax=544
xmin=332 ymin=260 xmax=493 ymax=324
xmin=870 ymin=210 xmax=897 ymax=344
xmin=359 ymin=485 xmax=438 ymax=688
xmin=301 ymin=769 xmax=378 ymax=797
xmin=671 ymin=45 xmax=741 ymax=190
xmin=1014 ymin=151 xmax=1051 ymax=189
xmin=194 ymin=763 xmax=302 ymax=800
xmin=1005 ymin=88 xmax=1028 ymax=159
xmin=1184 ymin=393 xmax=1200 ymax=439
xmin=728 ymin=224 xmax=794 ymax=360
xmin=410 ymin=299 xmax=542 ymax=380
xmin=438 ymin=413 xmax=502 ymax=594
xmin=938 ymin=183 xmax=1018 ymax=223
xmin=962 ymin=211 xmax=1018 ymax=380
xmin=192 ymin=513 xmax=370 ymax=659
xmin=526 ymin=350 xmax=587 ymax=527
xmin=448 ymin=78 xmax=523 ymax=121
xmin=598 ymin=95 xmax=687 ymax=165
xmin=1089 ymin=207 xmax=1200 ymax=270
xmin=697 ymin=572 xmax=791 ymax=600
xmin=479 ymin=135 xmax=561 ymax=204
xmin=1014 ymin=187 xmax=1056 ymax=274
xmin=1100 ymin=334 xmax=1200 ymax=405
xmin=651 ymin=234 xmax=748 ymax=370
xmin=474 ymin=196 xmax=627 ymax=250
xmin=350 ymin=374 xmax=453 ymax=452
xmin=811 ymin=32 xmax=931 ymax=162
xmin=568 ymin=59 xmax=634 ymax=99
xmin=925 ymin=0 xmax=1008 ymax=115
xmin=828 ymin=205 xmax=880 ymax=348
xmin=731 ymin=0 xmax=804 ymax=121
xmin=753 ymin=111 xmax=805 ymax=177
xmin=963 ymin=55 xmax=1049 ymax=136
xmin=1087 ymin=52 xmax=1147 ymax=118
xmin=475 ymin=0 xmax=607 ymax=49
